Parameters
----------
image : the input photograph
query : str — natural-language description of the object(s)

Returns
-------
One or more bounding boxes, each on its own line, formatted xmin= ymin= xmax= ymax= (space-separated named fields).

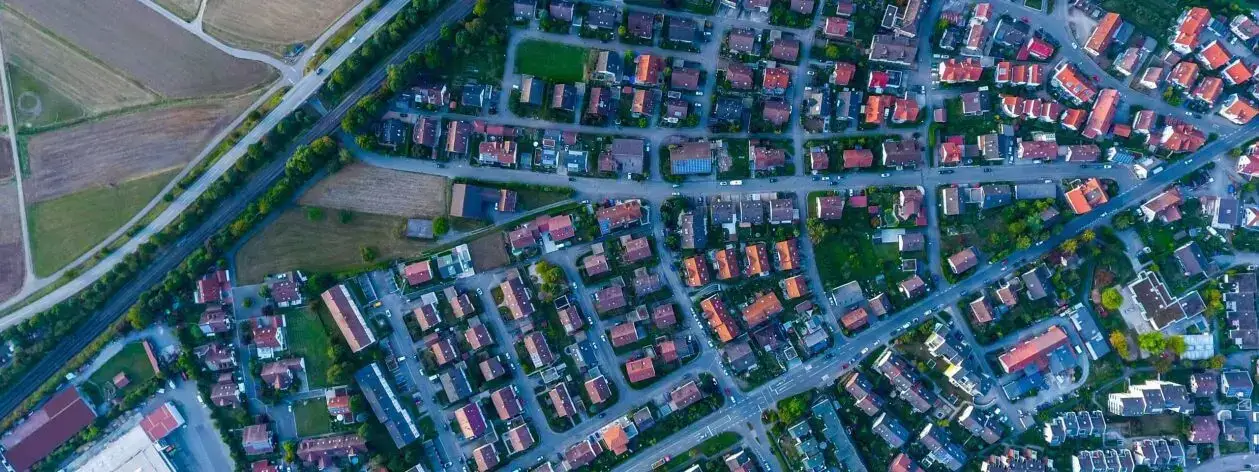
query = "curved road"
xmin=0 ymin=0 xmax=477 ymax=417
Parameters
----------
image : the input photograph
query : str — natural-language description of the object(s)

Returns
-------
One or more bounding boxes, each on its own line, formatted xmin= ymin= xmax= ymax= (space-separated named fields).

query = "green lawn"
xmin=514 ymin=40 xmax=589 ymax=83
xmin=6 ymin=64 xmax=85 ymax=130
xmin=282 ymin=308 xmax=339 ymax=389
xmin=85 ymin=341 xmax=157 ymax=401
xmin=235 ymin=207 xmax=435 ymax=284
xmin=293 ymin=399 xmax=334 ymax=437
xmin=29 ymin=170 xmax=178 ymax=276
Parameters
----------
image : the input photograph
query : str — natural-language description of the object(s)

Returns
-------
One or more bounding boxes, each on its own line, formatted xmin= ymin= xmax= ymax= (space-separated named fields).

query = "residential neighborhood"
xmin=9 ymin=0 xmax=1259 ymax=471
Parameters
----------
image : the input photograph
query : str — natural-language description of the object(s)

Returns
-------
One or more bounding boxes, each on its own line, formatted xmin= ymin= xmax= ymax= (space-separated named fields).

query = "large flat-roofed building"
xmin=0 ymin=388 xmax=97 ymax=471
xmin=321 ymin=284 xmax=377 ymax=352
xmin=354 ymin=363 xmax=421 ymax=447
xmin=996 ymin=325 xmax=1070 ymax=374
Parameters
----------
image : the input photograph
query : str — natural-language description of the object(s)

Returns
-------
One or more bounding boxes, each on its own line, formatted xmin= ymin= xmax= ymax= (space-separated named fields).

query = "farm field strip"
xmin=0 ymin=8 xmax=157 ymax=117
xmin=0 ymin=181 xmax=25 ymax=301
xmin=23 ymin=94 xmax=256 ymax=203
xmin=8 ymin=0 xmax=276 ymax=98
xmin=203 ymin=0 xmax=362 ymax=57
xmin=297 ymin=163 xmax=450 ymax=218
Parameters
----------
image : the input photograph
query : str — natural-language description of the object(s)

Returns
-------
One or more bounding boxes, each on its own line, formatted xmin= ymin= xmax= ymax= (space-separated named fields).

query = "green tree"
xmin=339 ymin=210 xmax=354 ymax=224
xmin=306 ymin=207 xmax=324 ymax=221
xmin=360 ymin=246 xmax=378 ymax=262
xmin=1138 ymin=332 xmax=1168 ymax=354
xmin=1209 ymin=355 xmax=1226 ymax=369
xmin=433 ymin=216 xmax=450 ymax=236
xmin=1101 ymin=286 xmax=1124 ymax=311
xmin=1168 ymin=335 xmax=1187 ymax=357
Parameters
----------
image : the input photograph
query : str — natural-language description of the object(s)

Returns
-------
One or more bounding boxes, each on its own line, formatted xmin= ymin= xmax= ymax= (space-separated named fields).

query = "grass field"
xmin=282 ymin=307 xmax=338 ymax=389
xmin=204 ymin=0 xmax=360 ymax=56
xmin=0 ymin=8 xmax=156 ymax=121
xmin=154 ymin=0 xmax=200 ymax=21
xmin=84 ymin=341 xmax=157 ymax=401
xmin=4 ymin=65 xmax=84 ymax=130
xmin=1101 ymin=0 xmax=1179 ymax=37
xmin=235 ymin=207 xmax=435 ymax=284
xmin=28 ymin=170 xmax=177 ymax=277
xmin=293 ymin=398 xmax=334 ymax=437
xmin=298 ymin=163 xmax=449 ymax=218
xmin=514 ymin=40 xmax=590 ymax=83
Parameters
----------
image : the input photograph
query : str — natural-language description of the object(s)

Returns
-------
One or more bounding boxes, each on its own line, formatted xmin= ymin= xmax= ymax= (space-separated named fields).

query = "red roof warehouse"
xmin=0 ymin=388 xmax=97 ymax=471
xmin=996 ymin=325 xmax=1069 ymax=374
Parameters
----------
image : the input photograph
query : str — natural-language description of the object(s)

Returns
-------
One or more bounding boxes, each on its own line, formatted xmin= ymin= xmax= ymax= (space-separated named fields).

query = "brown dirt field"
xmin=155 ymin=0 xmax=201 ymax=21
xmin=467 ymin=231 xmax=509 ymax=272
xmin=0 ymin=182 xmax=26 ymax=301
xmin=0 ymin=140 xmax=12 ymax=180
xmin=298 ymin=163 xmax=450 ymax=218
xmin=23 ymin=93 xmax=257 ymax=203
xmin=235 ymin=207 xmax=434 ymax=284
xmin=0 ymin=9 xmax=158 ymax=116
xmin=8 ymin=0 xmax=275 ymax=98
xmin=204 ymin=0 xmax=360 ymax=56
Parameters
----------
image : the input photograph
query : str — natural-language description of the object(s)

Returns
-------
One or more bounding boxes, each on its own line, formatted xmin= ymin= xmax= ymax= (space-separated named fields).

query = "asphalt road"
xmin=0 ymin=0 xmax=476 ymax=418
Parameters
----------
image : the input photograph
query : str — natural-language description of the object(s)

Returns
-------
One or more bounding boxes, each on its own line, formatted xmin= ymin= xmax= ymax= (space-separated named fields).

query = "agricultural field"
xmin=27 ymin=170 xmax=179 ymax=277
xmin=514 ymin=40 xmax=590 ymax=83
xmin=8 ymin=0 xmax=276 ymax=98
xmin=204 ymin=0 xmax=360 ymax=56
xmin=235 ymin=207 xmax=435 ymax=284
xmin=0 ymin=182 xmax=24 ymax=301
xmin=0 ymin=8 xmax=157 ymax=126
xmin=23 ymin=95 xmax=256 ymax=203
xmin=155 ymin=0 xmax=201 ymax=21
xmin=0 ymin=141 xmax=12 ymax=180
xmin=298 ymin=163 xmax=450 ymax=218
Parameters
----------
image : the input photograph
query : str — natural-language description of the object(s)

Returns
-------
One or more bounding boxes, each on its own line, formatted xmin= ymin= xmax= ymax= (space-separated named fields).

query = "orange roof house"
xmin=1084 ymin=12 xmax=1120 ymax=56
xmin=782 ymin=275 xmax=810 ymax=299
xmin=1082 ymin=89 xmax=1119 ymax=140
xmin=1191 ymin=76 xmax=1224 ymax=105
xmin=1168 ymin=61 xmax=1199 ymax=89
xmin=1197 ymin=39 xmax=1232 ymax=70
xmin=1065 ymin=178 xmax=1108 ymax=214
xmin=741 ymin=292 xmax=783 ymax=328
xmin=1051 ymin=62 xmax=1097 ymax=104
xmin=682 ymin=256 xmax=710 ymax=287
xmin=744 ymin=243 xmax=769 ymax=276
xmin=1222 ymin=59 xmax=1253 ymax=85
xmin=1172 ymin=7 xmax=1210 ymax=54
xmin=701 ymin=295 xmax=739 ymax=343
xmin=1221 ymin=94 xmax=1259 ymax=124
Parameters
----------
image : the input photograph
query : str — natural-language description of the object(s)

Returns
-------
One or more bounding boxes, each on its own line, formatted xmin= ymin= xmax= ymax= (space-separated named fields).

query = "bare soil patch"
xmin=235 ymin=207 xmax=434 ymax=284
xmin=299 ymin=163 xmax=449 ymax=218
xmin=23 ymin=93 xmax=256 ymax=202
xmin=204 ymin=0 xmax=361 ymax=56
xmin=8 ymin=0 xmax=275 ymax=98
xmin=467 ymin=231 xmax=509 ymax=272
xmin=155 ymin=0 xmax=202 ymax=21
xmin=0 ymin=182 xmax=26 ymax=301
xmin=0 ymin=140 xmax=12 ymax=181
xmin=0 ymin=9 xmax=157 ymax=116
